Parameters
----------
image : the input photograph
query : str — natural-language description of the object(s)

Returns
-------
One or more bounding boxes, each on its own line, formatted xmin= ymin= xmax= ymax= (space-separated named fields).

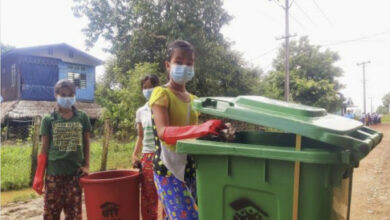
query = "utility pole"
xmin=369 ymin=97 xmax=373 ymax=113
xmin=275 ymin=0 xmax=296 ymax=102
xmin=357 ymin=61 xmax=370 ymax=114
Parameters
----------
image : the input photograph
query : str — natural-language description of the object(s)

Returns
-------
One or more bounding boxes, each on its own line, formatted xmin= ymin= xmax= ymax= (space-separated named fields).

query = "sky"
xmin=1 ymin=0 xmax=389 ymax=112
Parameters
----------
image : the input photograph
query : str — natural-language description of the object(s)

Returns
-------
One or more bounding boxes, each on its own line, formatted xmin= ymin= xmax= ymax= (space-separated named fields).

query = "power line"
xmin=272 ymin=0 xmax=306 ymax=30
xmin=255 ymin=9 xmax=284 ymax=26
xmin=273 ymin=0 xmax=296 ymax=9
xmin=272 ymin=0 xmax=285 ymax=9
xmin=263 ymin=61 xmax=274 ymax=73
xmin=289 ymin=0 xmax=296 ymax=8
xmin=289 ymin=13 xmax=307 ymax=30
xmin=249 ymin=47 xmax=279 ymax=62
xmin=294 ymin=1 xmax=316 ymax=26
xmin=312 ymin=0 xmax=333 ymax=26
xmin=322 ymin=29 xmax=390 ymax=46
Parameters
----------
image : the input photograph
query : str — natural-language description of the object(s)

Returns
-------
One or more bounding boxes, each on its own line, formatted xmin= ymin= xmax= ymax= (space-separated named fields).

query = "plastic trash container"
xmin=80 ymin=170 xmax=140 ymax=220
xmin=176 ymin=96 xmax=382 ymax=220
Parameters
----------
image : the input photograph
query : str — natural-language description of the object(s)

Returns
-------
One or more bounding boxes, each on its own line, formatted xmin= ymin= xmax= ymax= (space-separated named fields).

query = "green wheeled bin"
xmin=176 ymin=96 xmax=382 ymax=220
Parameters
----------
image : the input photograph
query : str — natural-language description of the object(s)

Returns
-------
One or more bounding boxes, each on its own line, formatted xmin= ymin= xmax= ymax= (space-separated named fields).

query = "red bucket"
xmin=80 ymin=170 xmax=140 ymax=220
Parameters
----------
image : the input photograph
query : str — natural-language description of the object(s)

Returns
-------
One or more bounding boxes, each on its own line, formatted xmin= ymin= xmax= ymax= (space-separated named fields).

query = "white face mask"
xmin=143 ymin=88 xmax=154 ymax=100
xmin=56 ymin=96 xmax=76 ymax=109
xmin=170 ymin=65 xmax=195 ymax=85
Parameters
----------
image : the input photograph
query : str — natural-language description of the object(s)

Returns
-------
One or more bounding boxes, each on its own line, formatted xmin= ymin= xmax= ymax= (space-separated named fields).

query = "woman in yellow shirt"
xmin=150 ymin=40 xmax=225 ymax=220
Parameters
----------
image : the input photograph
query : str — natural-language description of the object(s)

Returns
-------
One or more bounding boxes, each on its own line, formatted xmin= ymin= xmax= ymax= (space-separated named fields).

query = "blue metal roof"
xmin=2 ymin=43 xmax=104 ymax=66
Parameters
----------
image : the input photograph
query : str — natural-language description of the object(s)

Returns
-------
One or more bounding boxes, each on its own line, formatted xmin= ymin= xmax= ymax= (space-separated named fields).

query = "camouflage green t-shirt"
xmin=40 ymin=110 xmax=92 ymax=175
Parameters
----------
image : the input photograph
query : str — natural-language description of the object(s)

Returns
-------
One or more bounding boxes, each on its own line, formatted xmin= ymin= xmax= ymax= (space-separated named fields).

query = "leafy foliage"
xmin=376 ymin=105 xmax=388 ymax=114
xmin=263 ymin=36 xmax=344 ymax=112
xmin=73 ymin=0 xmax=262 ymax=138
xmin=382 ymin=92 xmax=390 ymax=110
xmin=96 ymin=62 xmax=163 ymax=139
xmin=72 ymin=0 xmax=262 ymax=97
xmin=376 ymin=92 xmax=390 ymax=114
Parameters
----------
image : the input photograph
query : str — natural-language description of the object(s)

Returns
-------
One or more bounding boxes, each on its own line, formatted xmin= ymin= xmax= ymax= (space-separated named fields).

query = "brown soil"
xmin=0 ymin=197 xmax=87 ymax=220
xmin=350 ymin=124 xmax=390 ymax=220
xmin=1 ymin=124 xmax=389 ymax=220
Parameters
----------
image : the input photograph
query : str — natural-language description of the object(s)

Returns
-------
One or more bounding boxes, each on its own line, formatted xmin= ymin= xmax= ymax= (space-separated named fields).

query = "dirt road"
xmin=0 ymin=197 xmax=87 ymax=220
xmin=1 ymin=124 xmax=389 ymax=220
xmin=350 ymin=124 xmax=390 ymax=220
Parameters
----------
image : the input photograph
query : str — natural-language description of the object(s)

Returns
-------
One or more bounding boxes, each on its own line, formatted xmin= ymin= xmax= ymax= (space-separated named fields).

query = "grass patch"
xmin=89 ymin=139 xmax=135 ymax=171
xmin=381 ymin=114 xmax=390 ymax=123
xmin=1 ymin=139 xmax=135 ymax=191
xmin=1 ymin=143 xmax=33 ymax=191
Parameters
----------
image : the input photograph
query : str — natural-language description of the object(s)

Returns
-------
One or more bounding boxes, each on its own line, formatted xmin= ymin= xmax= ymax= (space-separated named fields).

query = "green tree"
xmin=72 ymin=0 xmax=261 ymax=97
xmin=376 ymin=105 xmax=388 ymax=114
xmin=95 ymin=62 xmax=164 ymax=140
xmin=263 ymin=36 xmax=344 ymax=112
xmin=382 ymin=92 xmax=390 ymax=111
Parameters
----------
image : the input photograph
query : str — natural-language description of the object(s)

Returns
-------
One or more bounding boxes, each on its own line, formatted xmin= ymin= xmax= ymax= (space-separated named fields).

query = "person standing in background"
xmin=132 ymin=74 xmax=162 ymax=220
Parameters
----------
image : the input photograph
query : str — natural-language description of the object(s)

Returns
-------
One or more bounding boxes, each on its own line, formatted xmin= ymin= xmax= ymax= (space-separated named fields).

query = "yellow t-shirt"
xmin=149 ymin=86 xmax=199 ymax=149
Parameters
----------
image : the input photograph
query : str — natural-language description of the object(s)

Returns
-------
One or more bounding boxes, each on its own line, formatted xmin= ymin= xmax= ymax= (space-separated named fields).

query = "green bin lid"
xmin=193 ymin=96 xmax=382 ymax=160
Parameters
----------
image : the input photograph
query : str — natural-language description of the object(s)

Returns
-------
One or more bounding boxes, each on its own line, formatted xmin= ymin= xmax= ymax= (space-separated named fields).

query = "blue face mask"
xmin=170 ymin=64 xmax=195 ymax=85
xmin=57 ymin=96 xmax=76 ymax=109
xmin=143 ymin=88 xmax=154 ymax=100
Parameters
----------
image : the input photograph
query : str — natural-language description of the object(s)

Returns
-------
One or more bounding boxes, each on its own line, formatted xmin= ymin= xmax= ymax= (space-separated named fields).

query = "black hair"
xmin=166 ymin=40 xmax=195 ymax=61
xmin=54 ymin=79 xmax=76 ymax=95
xmin=141 ymin=74 xmax=160 ymax=89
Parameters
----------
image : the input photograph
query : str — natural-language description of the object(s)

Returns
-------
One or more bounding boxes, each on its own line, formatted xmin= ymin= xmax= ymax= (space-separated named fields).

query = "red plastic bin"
xmin=80 ymin=170 xmax=140 ymax=220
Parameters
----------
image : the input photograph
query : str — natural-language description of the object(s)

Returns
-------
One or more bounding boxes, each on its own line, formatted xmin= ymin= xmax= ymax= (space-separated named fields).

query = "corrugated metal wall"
xmin=19 ymin=56 xmax=59 ymax=101
xmin=2 ymin=54 xmax=96 ymax=102
xmin=58 ymin=61 xmax=95 ymax=101
xmin=1 ymin=55 xmax=20 ymax=101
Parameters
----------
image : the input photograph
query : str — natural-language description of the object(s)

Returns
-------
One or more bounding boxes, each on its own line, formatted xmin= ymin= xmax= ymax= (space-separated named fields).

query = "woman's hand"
xmin=79 ymin=166 xmax=89 ymax=176
xmin=132 ymin=123 xmax=143 ymax=168
xmin=132 ymin=154 xmax=141 ymax=168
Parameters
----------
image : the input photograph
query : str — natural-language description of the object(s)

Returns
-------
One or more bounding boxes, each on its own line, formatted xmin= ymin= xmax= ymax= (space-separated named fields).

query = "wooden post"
xmin=30 ymin=116 xmax=41 ymax=185
xmin=4 ymin=119 xmax=9 ymax=141
xmin=292 ymin=135 xmax=302 ymax=220
xmin=100 ymin=119 xmax=111 ymax=171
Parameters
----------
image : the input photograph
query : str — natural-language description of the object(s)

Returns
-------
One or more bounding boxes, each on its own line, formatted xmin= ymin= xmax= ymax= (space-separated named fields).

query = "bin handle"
xmin=201 ymin=98 xmax=235 ymax=112
xmin=325 ymin=127 xmax=382 ymax=163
